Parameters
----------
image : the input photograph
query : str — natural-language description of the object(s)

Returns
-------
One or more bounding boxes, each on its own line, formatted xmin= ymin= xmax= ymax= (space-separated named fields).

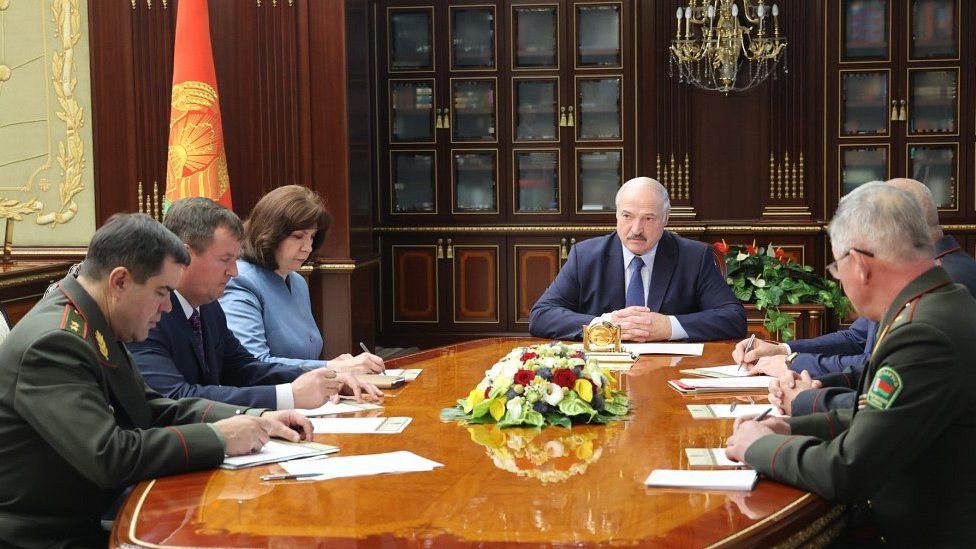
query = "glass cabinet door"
xmin=577 ymin=77 xmax=621 ymax=141
xmin=841 ymin=71 xmax=889 ymax=136
xmin=575 ymin=3 xmax=621 ymax=67
xmin=577 ymin=149 xmax=622 ymax=212
xmin=452 ymin=79 xmax=497 ymax=142
xmin=390 ymin=80 xmax=436 ymax=142
xmin=908 ymin=69 xmax=958 ymax=135
xmin=391 ymin=151 xmax=437 ymax=213
xmin=514 ymin=150 xmax=559 ymax=213
xmin=908 ymin=145 xmax=956 ymax=208
xmin=512 ymin=5 xmax=558 ymax=69
xmin=453 ymin=150 xmax=498 ymax=213
xmin=840 ymin=146 xmax=888 ymax=196
xmin=841 ymin=0 xmax=889 ymax=61
xmin=450 ymin=6 xmax=495 ymax=70
xmin=909 ymin=0 xmax=957 ymax=59
xmin=514 ymin=78 xmax=559 ymax=142
xmin=389 ymin=8 xmax=434 ymax=71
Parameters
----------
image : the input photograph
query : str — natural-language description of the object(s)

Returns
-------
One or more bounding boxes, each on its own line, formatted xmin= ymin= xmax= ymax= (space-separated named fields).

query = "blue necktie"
xmin=625 ymin=256 xmax=645 ymax=307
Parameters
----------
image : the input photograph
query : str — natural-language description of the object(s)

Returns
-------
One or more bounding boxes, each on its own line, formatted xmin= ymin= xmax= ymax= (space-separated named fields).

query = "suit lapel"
xmin=59 ymin=277 xmax=152 ymax=428
xmin=606 ymin=237 xmax=626 ymax=312
xmin=647 ymin=232 xmax=677 ymax=312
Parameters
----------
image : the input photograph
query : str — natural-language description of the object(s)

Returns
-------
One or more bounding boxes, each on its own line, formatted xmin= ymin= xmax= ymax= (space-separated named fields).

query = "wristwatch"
xmin=784 ymin=351 xmax=799 ymax=368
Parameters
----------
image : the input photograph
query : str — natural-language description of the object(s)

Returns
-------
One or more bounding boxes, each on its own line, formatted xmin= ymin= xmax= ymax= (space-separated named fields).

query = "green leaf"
xmin=602 ymin=400 xmax=629 ymax=416
xmin=546 ymin=413 xmax=572 ymax=428
xmin=521 ymin=409 xmax=546 ymax=428
xmin=471 ymin=397 xmax=494 ymax=418
xmin=558 ymin=392 xmax=596 ymax=418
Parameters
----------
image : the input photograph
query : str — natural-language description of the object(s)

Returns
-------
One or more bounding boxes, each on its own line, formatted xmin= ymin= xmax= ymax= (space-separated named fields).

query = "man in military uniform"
xmin=726 ymin=183 xmax=976 ymax=546
xmin=0 ymin=214 xmax=312 ymax=548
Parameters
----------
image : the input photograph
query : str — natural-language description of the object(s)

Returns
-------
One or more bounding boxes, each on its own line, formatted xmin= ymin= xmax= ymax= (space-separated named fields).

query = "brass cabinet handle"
xmin=566 ymin=106 xmax=575 ymax=127
xmin=890 ymin=99 xmax=899 ymax=122
xmin=560 ymin=237 xmax=568 ymax=259
xmin=898 ymin=99 xmax=907 ymax=122
xmin=559 ymin=106 xmax=568 ymax=127
xmin=441 ymin=107 xmax=451 ymax=129
xmin=446 ymin=238 xmax=454 ymax=259
xmin=437 ymin=238 xmax=444 ymax=259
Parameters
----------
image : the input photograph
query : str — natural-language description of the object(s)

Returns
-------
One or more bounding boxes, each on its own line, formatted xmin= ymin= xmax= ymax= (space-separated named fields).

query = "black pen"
xmin=754 ymin=407 xmax=773 ymax=422
xmin=260 ymin=473 xmax=321 ymax=481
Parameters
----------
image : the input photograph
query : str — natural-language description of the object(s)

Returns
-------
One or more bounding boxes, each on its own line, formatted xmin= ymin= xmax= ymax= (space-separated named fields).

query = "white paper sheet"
xmin=676 ymin=376 xmax=775 ymax=389
xmin=221 ymin=441 xmax=338 ymax=469
xmin=687 ymin=404 xmax=784 ymax=419
xmin=644 ymin=469 xmax=758 ymax=491
xmin=685 ymin=448 xmax=748 ymax=468
xmin=624 ymin=343 xmax=704 ymax=356
xmin=383 ymin=368 xmax=422 ymax=380
xmin=310 ymin=417 xmax=412 ymax=434
xmin=280 ymin=450 xmax=443 ymax=481
xmin=296 ymin=401 xmax=384 ymax=417
xmin=680 ymin=364 xmax=750 ymax=378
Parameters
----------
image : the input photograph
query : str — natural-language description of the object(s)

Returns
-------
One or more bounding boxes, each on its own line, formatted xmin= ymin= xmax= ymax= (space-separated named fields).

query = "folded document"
xmin=644 ymin=469 xmax=758 ymax=491
xmin=280 ymin=450 xmax=443 ymax=481
xmin=668 ymin=376 xmax=775 ymax=394
xmin=687 ymin=404 xmax=786 ymax=419
xmin=221 ymin=440 xmax=338 ymax=469
xmin=310 ymin=417 xmax=412 ymax=434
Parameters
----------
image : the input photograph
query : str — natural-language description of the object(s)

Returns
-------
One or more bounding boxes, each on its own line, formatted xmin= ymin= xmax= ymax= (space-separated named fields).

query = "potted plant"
xmin=713 ymin=240 xmax=851 ymax=341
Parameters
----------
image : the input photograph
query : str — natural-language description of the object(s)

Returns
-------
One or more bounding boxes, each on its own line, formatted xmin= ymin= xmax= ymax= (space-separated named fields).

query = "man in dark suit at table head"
xmin=529 ymin=176 xmax=746 ymax=342
xmin=732 ymin=177 xmax=976 ymax=415
xmin=725 ymin=182 xmax=976 ymax=546
xmin=0 ymin=213 xmax=312 ymax=547
xmin=127 ymin=198 xmax=381 ymax=410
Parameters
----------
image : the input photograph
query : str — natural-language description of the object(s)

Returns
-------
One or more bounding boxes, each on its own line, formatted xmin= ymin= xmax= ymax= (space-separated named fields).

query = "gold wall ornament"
xmin=669 ymin=0 xmax=787 ymax=94
xmin=768 ymin=150 xmax=804 ymax=202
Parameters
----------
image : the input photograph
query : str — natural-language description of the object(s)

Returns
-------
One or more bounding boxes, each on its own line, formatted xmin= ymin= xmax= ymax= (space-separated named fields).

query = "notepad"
xmin=685 ymin=448 xmax=748 ymax=468
xmin=310 ymin=417 xmax=412 ymax=434
xmin=221 ymin=440 xmax=339 ymax=469
xmin=687 ymin=404 xmax=785 ymax=419
xmin=668 ymin=376 xmax=775 ymax=394
xmin=624 ymin=343 xmax=704 ymax=356
xmin=296 ymin=401 xmax=384 ymax=417
xmin=383 ymin=368 xmax=422 ymax=380
xmin=644 ymin=469 xmax=758 ymax=491
xmin=679 ymin=364 xmax=750 ymax=378
xmin=280 ymin=450 xmax=443 ymax=481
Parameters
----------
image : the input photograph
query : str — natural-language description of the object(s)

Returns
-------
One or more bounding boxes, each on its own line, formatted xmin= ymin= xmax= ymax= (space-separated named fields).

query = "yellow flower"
xmin=574 ymin=379 xmax=593 ymax=402
xmin=489 ymin=398 xmax=506 ymax=421
xmin=575 ymin=440 xmax=594 ymax=460
xmin=464 ymin=387 xmax=486 ymax=413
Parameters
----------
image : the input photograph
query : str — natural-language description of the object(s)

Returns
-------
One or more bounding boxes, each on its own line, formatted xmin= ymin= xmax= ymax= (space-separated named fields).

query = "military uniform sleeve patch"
xmin=865 ymin=366 xmax=902 ymax=410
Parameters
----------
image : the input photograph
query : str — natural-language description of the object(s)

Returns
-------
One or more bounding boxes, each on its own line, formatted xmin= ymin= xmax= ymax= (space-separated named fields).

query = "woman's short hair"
xmin=242 ymin=185 xmax=333 ymax=270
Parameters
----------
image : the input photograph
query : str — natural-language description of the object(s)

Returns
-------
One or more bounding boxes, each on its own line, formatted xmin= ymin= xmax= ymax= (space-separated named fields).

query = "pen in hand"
xmin=737 ymin=333 xmax=756 ymax=372
xmin=359 ymin=341 xmax=371 ymax=354
xmin=753 ymin=407 xmax=773 ymax=423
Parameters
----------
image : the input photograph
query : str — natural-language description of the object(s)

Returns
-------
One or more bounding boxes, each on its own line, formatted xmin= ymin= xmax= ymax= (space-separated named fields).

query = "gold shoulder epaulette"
xmin=58 ymin=304 xmax=88 ymax=339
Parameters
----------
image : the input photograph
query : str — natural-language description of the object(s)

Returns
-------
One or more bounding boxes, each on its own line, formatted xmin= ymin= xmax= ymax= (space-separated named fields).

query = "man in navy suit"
xmin=732 ymin=178 xmax=976 ymax=415
xmin=128 ymin=198 xmax=381 ymax=410
xmin=529 ymin=177 xmax=746 ymax=342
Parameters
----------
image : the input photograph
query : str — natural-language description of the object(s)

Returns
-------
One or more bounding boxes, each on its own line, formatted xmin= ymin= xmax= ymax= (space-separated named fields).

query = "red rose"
xmin=514 ymin=369 xmax=536 ymax=386
xmin=552 ymin=368 xmax=577 ymax=389
xmin=712 ymin=239 xmax=729 ymax=254
xmin=520 ymin=351 xmax=538 ymax=362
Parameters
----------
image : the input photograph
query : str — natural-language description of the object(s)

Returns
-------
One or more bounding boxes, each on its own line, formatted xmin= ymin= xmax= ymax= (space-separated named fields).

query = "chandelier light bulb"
xmin=731 ymin=3 xmax=738 ymax=17
xmin=676 ymin=6 xmax=683 ymax=19
xmin=707 ymin=5 xmax=715 ymax=18
xmin=684 ymin=6 xmax=692 ymax=19
xmin=772 ymin=4 xmax=779 ymax=16
xmin=757 ymin=4 xmax=764 ymax=17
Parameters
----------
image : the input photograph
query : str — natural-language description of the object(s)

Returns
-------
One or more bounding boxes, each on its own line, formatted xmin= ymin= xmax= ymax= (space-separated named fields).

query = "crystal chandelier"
xmin=669 ymin=0 xmax=787 ymax=94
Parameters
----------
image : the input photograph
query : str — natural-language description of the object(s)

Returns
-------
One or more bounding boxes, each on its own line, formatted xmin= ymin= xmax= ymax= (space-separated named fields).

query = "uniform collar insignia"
xmin=95 ymin=330 xmax=110 ymax=360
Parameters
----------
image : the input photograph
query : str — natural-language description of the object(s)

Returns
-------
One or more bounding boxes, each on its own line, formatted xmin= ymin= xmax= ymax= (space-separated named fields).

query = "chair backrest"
xmin=0 ymin=306 xmax=10 ymax=344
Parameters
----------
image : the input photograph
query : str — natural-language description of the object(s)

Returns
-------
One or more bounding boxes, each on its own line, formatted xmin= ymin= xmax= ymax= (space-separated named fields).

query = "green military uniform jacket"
xmin=0 ymin=275 xmax=254 ymax=547
xmin=745 ymin=267 xmax=976 ymax=546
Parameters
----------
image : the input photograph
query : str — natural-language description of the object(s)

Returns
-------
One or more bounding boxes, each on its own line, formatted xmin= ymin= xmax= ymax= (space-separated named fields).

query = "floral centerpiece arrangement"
xmin=714 ymin=240 xmax=851 ymax=341
xmin=441 ymin=343 xmax=631 ymax=428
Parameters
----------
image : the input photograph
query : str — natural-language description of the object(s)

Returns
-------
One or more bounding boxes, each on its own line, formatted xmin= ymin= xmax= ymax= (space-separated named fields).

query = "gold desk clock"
xmin=582 ymin=322 xmax=636 ymax=369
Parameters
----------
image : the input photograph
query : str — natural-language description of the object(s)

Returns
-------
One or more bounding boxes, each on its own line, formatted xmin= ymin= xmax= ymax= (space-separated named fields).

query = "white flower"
xmin=582 ymin=363 xmax=603 ymax=389
xmin=544 ymin=440 xmax=566 ymax=458
xmin=506 ymin=396 xmax=525 ymax=420
xmin=543 ymin=384 xmax=565 ymax=406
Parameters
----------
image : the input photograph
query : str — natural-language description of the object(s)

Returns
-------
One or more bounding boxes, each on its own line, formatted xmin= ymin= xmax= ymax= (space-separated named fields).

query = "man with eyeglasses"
xmin=732 ymin=178 xmax=976 ymax=415
xmin=726 ymin=182 xmax=976 ymax=546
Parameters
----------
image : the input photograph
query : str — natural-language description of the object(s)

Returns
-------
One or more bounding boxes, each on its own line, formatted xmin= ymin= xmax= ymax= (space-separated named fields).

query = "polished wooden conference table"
xmin=112 ymin=338 xmax=844 ymax=548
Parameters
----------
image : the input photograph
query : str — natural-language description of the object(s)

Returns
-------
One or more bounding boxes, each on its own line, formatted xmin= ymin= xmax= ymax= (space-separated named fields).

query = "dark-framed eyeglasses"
xmin=827 ymin=248 xmax=875 ymax=278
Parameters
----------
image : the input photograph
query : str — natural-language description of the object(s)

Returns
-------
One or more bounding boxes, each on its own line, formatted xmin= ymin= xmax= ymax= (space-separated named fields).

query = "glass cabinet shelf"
xmin=841 ymin=0 xmax=889 ymax=61
xmin=908 ymin=69 xmax=958 ymax=135
xmin=513 ymin=5 xmax=558 ymax=69
xmin=576 ymin=4 xmax=621 ymax=67
xmin=451 ymin=6 xmax=495 ymax=70
xmin=577 ymin=149 xmax=622 ymax=212
xmin=840 ymin=146 xmax=888 ymax=197
xmin=514 ymin=78 xmax=559 ymax=142
xmin=841 ymin=71 xmax=889 ymax=136
xmin=389 ymin=8 xmax=434 ymax=71
xmin=390 ymin=80 xmax=435 ymax=142
xmin=515 ymin=150 xmax=559 ymax=213
xmin=577 ymin=77 xmax=622 ymax=141
xmin=908 ymin=145 xmax=956 ymax=209
xmin=391 ymin=151 xmax=437 ymax=214
xmin=453 ymin=151 xmax=498 ymax=213
xmin=910 ymin=0 xmax=957 ymax=59
xmin=452 ymin=79 xmax=497 ymax=142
